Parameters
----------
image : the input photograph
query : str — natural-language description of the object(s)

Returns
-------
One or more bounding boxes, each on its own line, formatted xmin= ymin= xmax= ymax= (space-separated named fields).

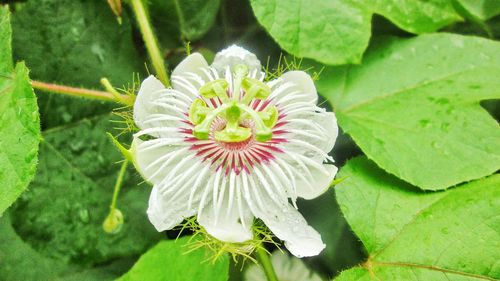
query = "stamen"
xmin=199 ymin=79 xmax=230 ymax=103
xmin=189 ymin=63 xmax=280 ymax=144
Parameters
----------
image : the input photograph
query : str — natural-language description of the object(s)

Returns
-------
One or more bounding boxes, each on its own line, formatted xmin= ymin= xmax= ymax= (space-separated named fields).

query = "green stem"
xmin=100 ymin=78 xmax=134 ymax=106
xmin=110 ymin=159 xmax=129 ymax=211
xmin=31 ymin=80 xmax=133 ymax=105
xmin=255 ymin=247 xmax=279 ymax=281
xmin=130 ymin=0 xmax=170 ymax=86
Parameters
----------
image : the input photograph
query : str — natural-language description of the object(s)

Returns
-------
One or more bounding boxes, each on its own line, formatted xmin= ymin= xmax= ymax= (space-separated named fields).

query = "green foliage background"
xmin=0 ymin=0 xmax=499 ymax=280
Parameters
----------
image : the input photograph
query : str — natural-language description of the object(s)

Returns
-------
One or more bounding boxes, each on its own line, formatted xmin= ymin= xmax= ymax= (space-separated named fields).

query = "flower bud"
xmin=103 ymin=208 xmax=124 ymax=234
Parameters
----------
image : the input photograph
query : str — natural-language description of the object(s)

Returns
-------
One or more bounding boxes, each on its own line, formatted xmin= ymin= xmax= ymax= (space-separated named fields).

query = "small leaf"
xmin=0 ymin=6 xmax=40 ymax=216
xmin=250 ymin=0 xmax=462 ymax=65
xmin=334 ymin=157 xmax=500 ymax=280
xmin=116 ymin=237 xmax=230 ymax=281
xmin=318 ymin=34 xmax=500 ymax=190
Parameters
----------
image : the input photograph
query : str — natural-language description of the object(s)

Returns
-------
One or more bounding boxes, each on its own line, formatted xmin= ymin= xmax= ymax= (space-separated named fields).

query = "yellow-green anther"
xmin=232 ymin=64 xmax=249 ymax=101
xmin=199 ymin=79 xmax=230 ymax=103
xmin=241 ymin=77 xmax=271 ymax=105
xmin=193 ymin=104 xmax=230 ymax=140
xmin=240 ymin=104 xmax=273 ymax=142
xmin=189 ymin=99 xmax=211 ymax=125
xmin=259 ymin=106 xmax=279 ymax=128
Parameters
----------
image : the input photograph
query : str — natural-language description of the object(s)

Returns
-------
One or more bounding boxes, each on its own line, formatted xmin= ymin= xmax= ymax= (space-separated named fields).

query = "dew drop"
xmin=419 ymin=119 xmax=431 ymax=128
xmin=91 ymin=43 xmax=105 ymax=63
xmin=79 ymin=209 xmax=90 ymax=223
xmin=441 ymin=122 xmax=450 ymax=132
xmin=435 ymin=98 xmax=449 ymax=105
xmin=431 ymin=141 xmax=442 ymax=149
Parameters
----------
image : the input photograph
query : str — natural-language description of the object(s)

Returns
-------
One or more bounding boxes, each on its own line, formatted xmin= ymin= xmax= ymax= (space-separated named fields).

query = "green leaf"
xmin=0 ymin=214 xmax=67 ymax=280
xmin=117 ymin=237 xmax=230 ymax=281
xmin=0 ymin=6 xmax=40 ymax=216
xmin=0 ymin=214 xmax=135 ymax=281
xmin=250 ymin=0 xmax=462 ymax=65
xmin=454 ymin=0 xmax=500 ymax=20
xmin=318 ymin=34 xmax=500 ymax=190
xmin=10 ymin=115 xmax=161 ymax=267
xmin=334 ymin=157 xmax=500 ymax=281
xmin=150 ymin=0 xmax=221 ymax=43
xmin=11 ymin=0 xmax=145 ymax=128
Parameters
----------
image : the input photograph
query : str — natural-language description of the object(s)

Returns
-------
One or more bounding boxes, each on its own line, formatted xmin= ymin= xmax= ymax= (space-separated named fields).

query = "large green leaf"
xmin=0 ymin=214 xmax=136 ymax=281
xmin=11 ymin=0 xmax=145 ymax=128
xmin=334 ymin=157 xmax=500 ymax=281
xmin=0 ymin=6 xmax=40 ymax=216
xmin=10 ymin=115 xmax=161 ymax=267
xmin=250 ymin=0 xmax=462 ymax=65
xmin=117 ymin=237 xmax=230 ymax=281
xmin=318 ymin=34 xmax=500 ymax=190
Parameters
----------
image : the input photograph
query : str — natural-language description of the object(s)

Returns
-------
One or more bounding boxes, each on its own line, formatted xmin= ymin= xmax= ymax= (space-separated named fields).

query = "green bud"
xmin=103 ymin=209 xmax=124 ymax=234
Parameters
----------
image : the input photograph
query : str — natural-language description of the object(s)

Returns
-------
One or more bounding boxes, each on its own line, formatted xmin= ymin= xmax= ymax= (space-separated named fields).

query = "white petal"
xmin=133 ymin=75 xmax=166 ymax=129
xmin=296 ymin=164 xmax=337 ymax=199
xmin=280 ymin=110 xmax=338 ymax=166
xmin=212 ymin=45 xmax=262 ymax=74
xmin=269 ymin=71 xmax=318 ymax=107
xmin=132 ymin=137 xmax=191 ymax=185
xmin=245 ymin=173 xmax=325 ymax=257
xmin=171 ymin=53 xmax=215 ymax=97
xmin=198 ymin=173 xmax=253 ymax=243
xmin=311 ymin=111 xmax=338 ymax=154
xmin=147 ymin=185 xmax=198 ymax=232
xmin=172 ymin=52 xmax=209 ymax=78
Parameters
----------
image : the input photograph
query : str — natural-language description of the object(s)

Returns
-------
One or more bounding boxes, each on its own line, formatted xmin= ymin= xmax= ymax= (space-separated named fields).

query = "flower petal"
xmin=198 ymin=172 xmax=253 ymax=243
xmin=147 ymin=185 xmax=197 ymax=232
xmin=132 ymin=137 xmax=191 ymax=185
xmin=146 ymin=152 xmax=211 ymax=231
xmin=243 ymin=172 xmax=325 ymax=257
xmin=268 ymin=70 xmax=318 ymax=107
xmin=172 ymin=52 xmax=210 ymax=78
xmin=281 ymin=110 xmax=338 ymax=161
xmin=212 ymin=45 xmax=262 ymax=74
xmin=133 ymin=75 xmax=166 ymax=130
xmin=295 ymin=163 xmax=337 ymax=199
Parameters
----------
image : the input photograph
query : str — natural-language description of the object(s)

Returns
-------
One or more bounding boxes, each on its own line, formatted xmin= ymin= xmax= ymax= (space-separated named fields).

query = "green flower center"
xmin=188 ymin=64 xmax=278 ymax=143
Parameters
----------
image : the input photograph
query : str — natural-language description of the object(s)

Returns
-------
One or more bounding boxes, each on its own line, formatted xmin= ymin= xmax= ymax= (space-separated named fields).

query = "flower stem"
xmin=110 ymin=159 xmax=129 ymax=211
xmin=31 ymin=80 xmax=133 ymax=105
xmin=130 ymin=0 xmax=170 ymax=87
xmin=255 ymin=247 xmax=279 ymax=281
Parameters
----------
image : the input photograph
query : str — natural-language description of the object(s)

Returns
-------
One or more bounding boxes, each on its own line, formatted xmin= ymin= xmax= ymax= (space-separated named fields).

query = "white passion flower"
xmin=132 ymin=45 xmax=338 ymax=258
